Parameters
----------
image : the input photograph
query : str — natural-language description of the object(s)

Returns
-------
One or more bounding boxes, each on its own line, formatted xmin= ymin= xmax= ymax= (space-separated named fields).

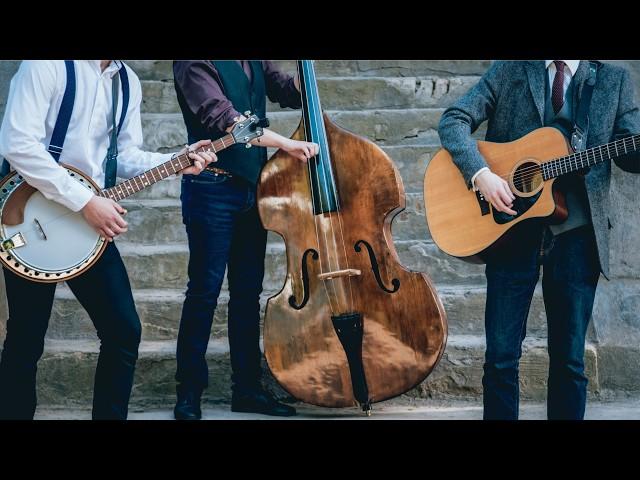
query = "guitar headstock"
xmin=230 ymin=112 xmax=269 ymax=148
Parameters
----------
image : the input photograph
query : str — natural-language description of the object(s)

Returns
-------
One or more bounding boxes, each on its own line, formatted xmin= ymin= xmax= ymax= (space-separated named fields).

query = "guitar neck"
xmin=99 ymin=133 xmax=236 ymax=201
xmin=542 ymin=134 xmax=640 ymax=180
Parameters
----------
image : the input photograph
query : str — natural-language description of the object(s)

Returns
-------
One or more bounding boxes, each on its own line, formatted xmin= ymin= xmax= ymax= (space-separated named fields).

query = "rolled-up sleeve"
xmin=173 ymin=61 xmax=242 ymax=136
xmin=263 ymin=61 xmax=301 ymax=109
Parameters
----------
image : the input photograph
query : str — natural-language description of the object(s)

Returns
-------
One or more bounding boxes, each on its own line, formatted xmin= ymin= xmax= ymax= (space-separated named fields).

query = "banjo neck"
xmin=100 ymin=133 xmax=236 ymax=202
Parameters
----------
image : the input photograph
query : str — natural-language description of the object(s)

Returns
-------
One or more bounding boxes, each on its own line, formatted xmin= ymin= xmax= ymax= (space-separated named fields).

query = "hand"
xmin=177 ymin=139 xmax=217 ymax=175
xmin=281 ymin=138 xmax=320 ymax=162
xmin=475 ymin=170 xmax=517 ymax=215
xmin=81 ymin=196 xmax=128 ymax=241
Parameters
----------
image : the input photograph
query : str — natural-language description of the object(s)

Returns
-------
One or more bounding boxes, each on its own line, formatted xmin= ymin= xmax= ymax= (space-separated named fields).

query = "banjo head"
xmin=0 ymin=167 xmax=107 ymax=283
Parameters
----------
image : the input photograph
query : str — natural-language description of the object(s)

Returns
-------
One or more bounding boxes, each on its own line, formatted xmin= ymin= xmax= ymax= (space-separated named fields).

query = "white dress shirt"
xmin=0 ymin=60 xmax=172 ymax=212
xmin=470 ymin=60 xmax=581 ymax=191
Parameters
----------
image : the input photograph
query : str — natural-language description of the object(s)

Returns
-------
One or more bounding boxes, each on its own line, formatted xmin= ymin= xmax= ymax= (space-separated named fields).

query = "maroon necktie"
xmin=551 ymin=60 xmax=566 ymax=114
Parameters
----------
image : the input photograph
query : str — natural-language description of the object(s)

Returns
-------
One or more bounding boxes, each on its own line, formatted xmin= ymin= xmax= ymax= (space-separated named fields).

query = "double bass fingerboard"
xmin=299 ymin=60 xmax=340 ymax=215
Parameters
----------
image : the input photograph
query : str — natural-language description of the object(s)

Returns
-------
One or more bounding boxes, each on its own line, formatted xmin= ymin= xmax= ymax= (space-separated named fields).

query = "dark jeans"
xmin=176 ymin=172 xmax=266 ymax=394
xmin=483 ymin=224 xmax=600 ymax=420
xmin=0 ymin=242 xmax=141 ymax=420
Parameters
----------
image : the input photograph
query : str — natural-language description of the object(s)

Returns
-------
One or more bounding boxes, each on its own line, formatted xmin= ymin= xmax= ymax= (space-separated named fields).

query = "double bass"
xmin=257 ymin=60 xmax=447 ymax=414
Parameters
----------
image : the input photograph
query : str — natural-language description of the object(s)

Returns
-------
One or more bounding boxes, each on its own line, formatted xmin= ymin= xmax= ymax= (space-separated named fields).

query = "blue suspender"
xmin=47 ymin=60 xmax=76 ymax=161
xmin=0 ymin=60 xmax=130 ymax=186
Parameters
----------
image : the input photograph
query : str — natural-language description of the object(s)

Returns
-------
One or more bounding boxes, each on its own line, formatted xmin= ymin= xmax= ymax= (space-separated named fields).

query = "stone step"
xmin=128 ymin=60 xmax=492 ymax=82
xmin=132 ymin=144 xmax=442 ymax=200
xmin=117 ymin=190 xmax=430 ymax=245
xmin=141 ymin=76 xmax=479 ymax=114
xmin=112 ymin=240 xmax=486 ymax=291
xmin=25 ymin=334 xmax=603 ymax=409
xmin=47 ymin=283 xmax=551 ymax=341
xmin=141 ymin=109 xmax=487 ymax=152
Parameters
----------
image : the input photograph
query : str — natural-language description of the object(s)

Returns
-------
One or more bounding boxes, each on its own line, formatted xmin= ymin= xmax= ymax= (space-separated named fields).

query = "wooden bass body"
xmin=258 ymin=115 xmax=447 ymax=408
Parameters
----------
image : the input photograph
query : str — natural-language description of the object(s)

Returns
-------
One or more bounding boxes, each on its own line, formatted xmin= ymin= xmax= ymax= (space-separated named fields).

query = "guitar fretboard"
xmin=542 ymin=134 xmax=640 ymax=180
xmin=99 ymin=134 xmax=236 ymax=201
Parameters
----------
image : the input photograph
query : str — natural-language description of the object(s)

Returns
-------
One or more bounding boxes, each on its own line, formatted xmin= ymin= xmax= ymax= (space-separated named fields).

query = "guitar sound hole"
xmin=512 ymin=161 xmax=543 ymax=195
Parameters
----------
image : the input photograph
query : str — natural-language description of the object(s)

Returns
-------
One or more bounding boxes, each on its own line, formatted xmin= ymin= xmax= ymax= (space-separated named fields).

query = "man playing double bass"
xmin=172 ymin=60 xmax=319 ymax=419
xmin=438 ymin=60 xmax=640 ymax=420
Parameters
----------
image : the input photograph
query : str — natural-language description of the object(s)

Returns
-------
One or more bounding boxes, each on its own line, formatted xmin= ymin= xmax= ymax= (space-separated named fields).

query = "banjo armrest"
xmin=2 ymin=182 xmax=37 ymax=226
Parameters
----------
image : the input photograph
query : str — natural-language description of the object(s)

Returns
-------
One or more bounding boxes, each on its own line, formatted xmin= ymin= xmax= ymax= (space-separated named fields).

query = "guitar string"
xmin=306 ymin=60 xmax=355 ymax=314
xmin=486 ymin=135 xmax=640 ymax=186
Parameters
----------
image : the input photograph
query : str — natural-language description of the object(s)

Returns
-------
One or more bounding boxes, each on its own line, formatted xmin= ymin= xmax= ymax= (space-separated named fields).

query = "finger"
xmin=113 ymin=215 xmax=128 ymax=229
xmin=191 ymin=154 xmax=207 ymax=166
xmin=108 ymin=223 xmax=125 ymax=235
xmin=497 ymin=188 xmax=514 ymax=207
xmin=112 ymin=202 xmax=126 ymax=215
xmin=103 ymin=227 xmax=116 ymax=238
xmin=502 ymin=181 xmax=516 ymax=201
xmin=493 ymin=196 xmax=517 ymax=215
xmin=200 ymin=153 xmax=214 ymax=164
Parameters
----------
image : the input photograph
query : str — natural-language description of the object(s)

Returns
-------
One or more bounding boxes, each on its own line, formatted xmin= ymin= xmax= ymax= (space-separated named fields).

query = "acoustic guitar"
xmin=424 ymin=127 xmax=639 ymax=262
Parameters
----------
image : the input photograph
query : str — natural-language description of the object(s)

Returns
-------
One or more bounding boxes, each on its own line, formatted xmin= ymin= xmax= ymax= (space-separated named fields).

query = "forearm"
xmin=248 ymin=128 xmax=291 ymax=150
xmin=438 ymin=109 xmax=490 ymax=187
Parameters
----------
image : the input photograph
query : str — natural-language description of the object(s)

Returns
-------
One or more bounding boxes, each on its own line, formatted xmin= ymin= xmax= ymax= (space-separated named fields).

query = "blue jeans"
xmin=175 ymin=172 xmax=266 ymax=393
xmin=483 ymin=224 xmax=600 ymax=420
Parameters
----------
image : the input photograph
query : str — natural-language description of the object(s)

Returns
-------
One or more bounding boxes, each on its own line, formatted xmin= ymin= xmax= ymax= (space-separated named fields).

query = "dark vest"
xmin=187 ymin=60 xmax=267 ymax=184
xmin=543 ymin=71 xmax=591 ymax=235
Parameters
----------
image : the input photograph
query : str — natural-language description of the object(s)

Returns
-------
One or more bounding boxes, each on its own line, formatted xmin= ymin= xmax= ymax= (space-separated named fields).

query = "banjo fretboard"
xmin=100 ymin=134 xmax=236 ymax=202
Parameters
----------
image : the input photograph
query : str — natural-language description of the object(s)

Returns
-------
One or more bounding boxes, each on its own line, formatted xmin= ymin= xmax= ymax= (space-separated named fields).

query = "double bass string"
xmin=303 ymin=60 xmax=353 ymax=313
xmin=305 ymin=60 xmax=356 ymax=315
xmin=300 ymin=61 xmax=338 ymax=315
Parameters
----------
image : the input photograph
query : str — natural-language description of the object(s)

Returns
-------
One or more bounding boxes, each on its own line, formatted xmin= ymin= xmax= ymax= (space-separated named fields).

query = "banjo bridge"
xmin=1 ymin=232 xmax=27 ymax=251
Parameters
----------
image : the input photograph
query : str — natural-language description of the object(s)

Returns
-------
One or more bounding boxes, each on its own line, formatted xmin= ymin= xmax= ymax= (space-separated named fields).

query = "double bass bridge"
xmin=317 ymin=268 xmax=361 ymax=281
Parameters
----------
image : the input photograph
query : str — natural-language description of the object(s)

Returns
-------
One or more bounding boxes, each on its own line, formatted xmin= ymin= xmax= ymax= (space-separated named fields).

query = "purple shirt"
xmin=173 ymin=60 xmax=301 ymax=137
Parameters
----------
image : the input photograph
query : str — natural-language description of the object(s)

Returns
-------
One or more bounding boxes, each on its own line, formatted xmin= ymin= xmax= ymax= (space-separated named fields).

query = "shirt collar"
xmin=88 ymin=60 xmax=123 ymax=77
xmin=545 ymin=60 xmax=580 ymax=77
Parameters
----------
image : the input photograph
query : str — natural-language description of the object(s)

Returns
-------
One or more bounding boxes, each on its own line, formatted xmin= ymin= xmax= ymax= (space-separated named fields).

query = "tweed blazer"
xmin=438 ymin=60 xmax=640 ymax=277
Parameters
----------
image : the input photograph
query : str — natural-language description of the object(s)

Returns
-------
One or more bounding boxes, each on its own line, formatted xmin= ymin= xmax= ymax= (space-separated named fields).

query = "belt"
xmin=205 ymin=165 xmax=233 ymax=177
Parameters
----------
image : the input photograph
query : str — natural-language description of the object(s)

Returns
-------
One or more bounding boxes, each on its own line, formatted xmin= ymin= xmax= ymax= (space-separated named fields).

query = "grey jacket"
xmin=438 ymin=60 xmax=640 ymax=278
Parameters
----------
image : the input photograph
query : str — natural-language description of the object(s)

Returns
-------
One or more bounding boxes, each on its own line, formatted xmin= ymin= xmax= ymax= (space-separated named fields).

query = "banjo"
xmin=0 ymin=113 xmax=266 ymax=283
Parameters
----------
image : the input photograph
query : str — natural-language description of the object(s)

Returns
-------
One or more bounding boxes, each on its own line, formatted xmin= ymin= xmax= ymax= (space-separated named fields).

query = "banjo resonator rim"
xmin=0 ymin=167 xmax=108 ymax=283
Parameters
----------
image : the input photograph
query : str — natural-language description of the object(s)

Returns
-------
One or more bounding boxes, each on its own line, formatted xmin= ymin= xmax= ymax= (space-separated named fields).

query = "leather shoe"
xmin=174 ymin=385 xmax=202 ymax=421
xmin=231 ymin=388 xmax=296 ymax=417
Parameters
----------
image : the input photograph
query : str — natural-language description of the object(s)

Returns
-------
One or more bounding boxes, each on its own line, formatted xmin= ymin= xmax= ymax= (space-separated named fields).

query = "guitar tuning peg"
xmin=245 ymin=143 xmax=252 ymax=149
xmin=244 ymin=110 xmax=251 ymax=116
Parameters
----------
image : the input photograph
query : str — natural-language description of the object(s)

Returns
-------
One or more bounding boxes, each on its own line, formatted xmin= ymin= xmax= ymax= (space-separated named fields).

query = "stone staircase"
xmin=3 ymin=60 xmax=640 ymax=410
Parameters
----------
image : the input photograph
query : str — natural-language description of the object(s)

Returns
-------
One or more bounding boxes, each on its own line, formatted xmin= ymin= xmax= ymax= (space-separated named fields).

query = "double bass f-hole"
xmin=288 ymin=248 xmax=319 ymax=310
xmin=354 ymin=240 xmax=400 ymax=294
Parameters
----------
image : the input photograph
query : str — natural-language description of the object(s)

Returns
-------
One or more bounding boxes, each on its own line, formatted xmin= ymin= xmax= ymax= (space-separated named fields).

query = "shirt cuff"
xmin=64 ymin=182 xmax=95 ymax=212
xmin=471 ymin=167 xmax=490 ymax=191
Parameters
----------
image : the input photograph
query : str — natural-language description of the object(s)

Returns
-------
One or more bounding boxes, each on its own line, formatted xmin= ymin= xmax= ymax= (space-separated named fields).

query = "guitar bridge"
xmin=476 ymin=190 xmax=490 ymax=216
xmin=1 ymin=232 xmax=27 ymax=251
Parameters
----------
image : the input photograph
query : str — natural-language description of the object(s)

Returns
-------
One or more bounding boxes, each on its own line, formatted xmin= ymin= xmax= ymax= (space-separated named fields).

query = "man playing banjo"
xmin=0 ymin=60 xmax=216 ymax=420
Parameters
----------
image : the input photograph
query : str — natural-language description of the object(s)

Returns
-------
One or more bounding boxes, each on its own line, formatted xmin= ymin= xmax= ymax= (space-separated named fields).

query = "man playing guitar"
xmin=438 ymin=60 xmax=640 ymax=420
xmin=0 ymin=60 xmax=215 ymax=420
